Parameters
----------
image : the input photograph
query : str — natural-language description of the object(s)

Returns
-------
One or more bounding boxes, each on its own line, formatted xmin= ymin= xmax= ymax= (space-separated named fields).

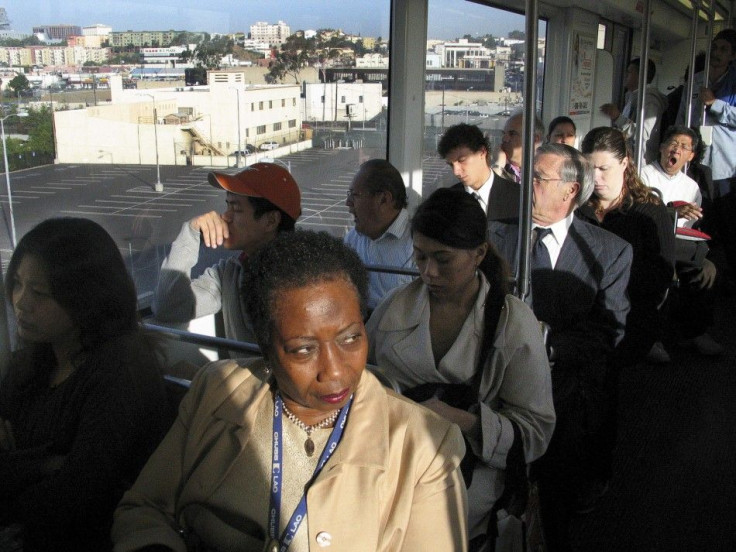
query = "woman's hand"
xmin=0 ymin=418 xmax=15 ymax=452
xmin=421 ymin=398 xmax=480 ymax=439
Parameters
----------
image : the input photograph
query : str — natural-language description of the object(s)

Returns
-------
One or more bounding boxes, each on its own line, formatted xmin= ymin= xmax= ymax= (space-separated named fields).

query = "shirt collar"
xmin=533 ymin=211 xmax=574 ymax=246
xmin=464 ymin=171 xmax=494 ymax=211
xmin=377 ymin=208 xmax=410 ymax=240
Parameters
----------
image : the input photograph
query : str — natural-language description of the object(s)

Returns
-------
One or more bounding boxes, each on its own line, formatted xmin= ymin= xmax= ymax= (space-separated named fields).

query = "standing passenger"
xmin=152 ymin=163 xmax=301 ymax=343
xmin=677 ymin=29 xmax=736 ymax=281
xmin=344 ymin=159 xmax=415 ymax=311
xmin=600 ymin=58 xmax=668 ymax=164
xmin=496 ymin=112 xmax=545 ymax=183
xmin=438 ymin=123 xmax=520 ymax=221
xmin=547 ymin=116 xmax=577 ymax=147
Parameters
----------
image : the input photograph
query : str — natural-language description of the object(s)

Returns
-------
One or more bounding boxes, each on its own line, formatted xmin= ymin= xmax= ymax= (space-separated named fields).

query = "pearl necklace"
xmin=281 ymin=401 xmax=340 ymax=457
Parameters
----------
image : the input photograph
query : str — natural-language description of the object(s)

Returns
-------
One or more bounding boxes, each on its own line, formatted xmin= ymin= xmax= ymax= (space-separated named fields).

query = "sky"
xmin=5 ymin=0 xmax=527 ymax=41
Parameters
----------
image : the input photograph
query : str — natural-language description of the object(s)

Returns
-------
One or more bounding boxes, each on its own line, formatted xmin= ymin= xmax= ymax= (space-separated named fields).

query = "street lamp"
xmin=1 ymin=111 xmax=28 ymax=248
xmin=229 ymin=87 xmax=242 ymax=168
xmin=138 ymin=93 xmax=163 ymax=192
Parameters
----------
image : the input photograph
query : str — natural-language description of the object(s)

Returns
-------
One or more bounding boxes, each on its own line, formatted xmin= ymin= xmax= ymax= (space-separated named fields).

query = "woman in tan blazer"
xmin=112 ymin=231 xmax=468 ymax=552
xmin=366 ymin=189 xmax=555 ymax=546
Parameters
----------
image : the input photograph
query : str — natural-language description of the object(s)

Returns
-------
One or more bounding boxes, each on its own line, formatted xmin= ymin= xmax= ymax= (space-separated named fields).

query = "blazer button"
xmin=315 ymin=531 xmax=332 ymax=547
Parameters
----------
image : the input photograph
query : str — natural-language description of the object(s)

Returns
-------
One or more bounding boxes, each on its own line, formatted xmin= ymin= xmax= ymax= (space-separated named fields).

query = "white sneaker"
xmin=646 ymin=341 xmax=671 ymax=364
xmin=680 ymin=333 xmax=724 ymax=356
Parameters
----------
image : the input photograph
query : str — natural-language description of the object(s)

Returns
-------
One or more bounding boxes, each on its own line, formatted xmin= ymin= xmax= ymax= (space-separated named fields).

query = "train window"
xmin=422 ymin=0 xmax=547 ymax=196
xmin=0 ymin=1 xmax=390 ymax=323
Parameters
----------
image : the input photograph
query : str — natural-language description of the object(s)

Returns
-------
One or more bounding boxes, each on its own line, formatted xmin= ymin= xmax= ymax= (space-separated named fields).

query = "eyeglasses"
xmin=664 ymin=140 xmax=693 ymax=152
xmin=532 ymin=175 xmax=565 ymax=184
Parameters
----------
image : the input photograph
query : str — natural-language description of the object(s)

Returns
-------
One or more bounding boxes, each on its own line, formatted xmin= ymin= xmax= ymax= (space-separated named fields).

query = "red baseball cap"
xmin=208 ymin=163 xmax=301 ymax=221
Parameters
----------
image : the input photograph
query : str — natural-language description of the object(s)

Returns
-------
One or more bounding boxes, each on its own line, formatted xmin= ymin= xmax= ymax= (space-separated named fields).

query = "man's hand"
xmin=674 ymin=202 xmax=704 ymax=221
xmin=700 ymin=87 xmax=716 ymax=107
xmin=694 ymin=258 xmax=717 ymax=289
xmin=190 ymin=211 xmax=228 ymax=248
xmin=600 ymin=103 xmax=621 ymax=121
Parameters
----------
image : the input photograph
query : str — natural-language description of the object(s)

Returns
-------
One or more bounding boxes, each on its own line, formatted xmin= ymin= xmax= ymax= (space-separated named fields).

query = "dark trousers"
xmin=534 ymin=367 xmax=608 ymax=552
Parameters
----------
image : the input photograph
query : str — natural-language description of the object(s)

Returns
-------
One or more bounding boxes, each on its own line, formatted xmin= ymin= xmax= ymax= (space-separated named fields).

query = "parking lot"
xmin=0 ymin=145 xmax=457 ymax=296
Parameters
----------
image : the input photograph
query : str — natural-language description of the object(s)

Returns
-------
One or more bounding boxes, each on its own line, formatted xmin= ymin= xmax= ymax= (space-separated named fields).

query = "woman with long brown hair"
xmin=579 ymin=127 xmax=675 ymax=366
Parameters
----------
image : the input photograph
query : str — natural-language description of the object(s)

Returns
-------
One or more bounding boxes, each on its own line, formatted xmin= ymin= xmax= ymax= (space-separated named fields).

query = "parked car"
xmin=231 ymin=144 xmax=256 ymax=156
xmin=259 ymin=141 xmax=279 ymax=151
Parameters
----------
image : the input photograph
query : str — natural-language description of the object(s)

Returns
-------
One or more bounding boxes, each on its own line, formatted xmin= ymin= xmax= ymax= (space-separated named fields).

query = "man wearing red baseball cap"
xmin=152 ymin=163 xmax=301 ymax=343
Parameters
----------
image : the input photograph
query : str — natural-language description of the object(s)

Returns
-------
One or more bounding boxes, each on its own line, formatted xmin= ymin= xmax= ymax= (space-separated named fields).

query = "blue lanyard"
xmin=269 ymin=393 xmax=352 ymax=551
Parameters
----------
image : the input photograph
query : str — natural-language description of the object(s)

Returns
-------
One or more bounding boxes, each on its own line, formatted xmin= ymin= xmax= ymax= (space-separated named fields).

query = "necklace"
xmin=281 ymin=401 xmax=340 ymax=457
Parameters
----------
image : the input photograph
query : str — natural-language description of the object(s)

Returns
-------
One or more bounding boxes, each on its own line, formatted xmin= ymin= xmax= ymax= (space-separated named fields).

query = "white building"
xmin=54 ymin=71 xmax=304 ymax=165
xmin=241 ymin=38 xmax=271 ymax=56
xmin=355 ymin=54 xmax=388 ymax=69
xmin=249 ymin=21 xmax=290 ymax=47
xmin=303 ymin=82 xmax=382 ymax=124
xmin=141 ymin=46 xmax=193 ymax=68
xmin=435 ymin=39 xmax=492 ymax=68
xmin=82 ymin=24 xmax=111 ymax=37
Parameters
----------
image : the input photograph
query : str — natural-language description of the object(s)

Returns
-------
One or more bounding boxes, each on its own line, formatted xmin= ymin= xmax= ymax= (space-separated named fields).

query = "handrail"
xmin=364 ymin=263 xmax=419 ymax=276
xmin=685 ymin=1 xmax=702 ymax=129
xmin=634 ymin=0 xmax=652 ymax=172
xmin=144 ymin=323 xmax=262 ymax=354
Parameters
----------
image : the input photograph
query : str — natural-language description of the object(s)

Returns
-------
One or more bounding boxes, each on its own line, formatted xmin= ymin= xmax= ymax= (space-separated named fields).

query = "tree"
xmin=483 ymin=34 xmax=496 ymax=49
xmin=508 ymin=30 xmax=526 ymax=40
xmin=266 ymin=33 xmax=316 ymax=84
xmin=8 ymin=74 xmax=30 ymax=97
xmin=24 ymin=106 xmax=55 ymax=157
xmin=179 ymin=35 xmax=234 ymax=69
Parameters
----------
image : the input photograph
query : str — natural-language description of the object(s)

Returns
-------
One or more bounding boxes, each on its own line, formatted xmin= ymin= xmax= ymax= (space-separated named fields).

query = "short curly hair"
xmin=242 ymin=230 xmax=369 ymax=357
xmin=437 ymin=123 xmax=490 ymax=159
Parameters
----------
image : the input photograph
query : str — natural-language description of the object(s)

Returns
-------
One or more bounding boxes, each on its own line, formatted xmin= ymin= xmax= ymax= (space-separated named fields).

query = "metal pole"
xmin=1 ymin=118 xmax=17 ymax=248
xmin=701 ymin=2 xmax=717 ymax=124
xmin=139 ymin=93 xmax=163 ymax=191
xmin=685 ymin=1 xmax=701 ymax=128
xmin=517 ymin=0 xmax=539 ymax=301
xmin=634 ymin=0 xmax=652 ymax=172
xmin=229 ymin=87 xmax=242 ymax=168
xmin=441 ymin=83 xmax=445 ymax=132
xmin=236 ymin=89 xmax=242 ymax=168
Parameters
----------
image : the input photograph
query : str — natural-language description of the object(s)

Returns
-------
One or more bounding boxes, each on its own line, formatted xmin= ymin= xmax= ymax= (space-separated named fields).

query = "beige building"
xmin=110 ymin=31 xmax=181 ymax=48
xmin=54 ymin=71 xmax=304 ymax=165
xmin=0 ymin=47 xmax=32 ymax=67
xmin=249 ymin=21 xmax=290 ymax=47
xmin=0 ymin=45 xmax=110 ymax=67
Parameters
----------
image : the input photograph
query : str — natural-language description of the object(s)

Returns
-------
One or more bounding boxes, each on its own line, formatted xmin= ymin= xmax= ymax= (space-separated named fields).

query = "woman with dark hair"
xmin=366 ymin=188 xmax=555 ymax=547
xmin=113 ymin=230 xmax=468 ymax=552
xmin=579 ymin=127 xmax=675 ymax=365
xmin=547 ymin=116 xmax=577 ymax=146
xmin=0 ymin=218 xmax=169 ymax=551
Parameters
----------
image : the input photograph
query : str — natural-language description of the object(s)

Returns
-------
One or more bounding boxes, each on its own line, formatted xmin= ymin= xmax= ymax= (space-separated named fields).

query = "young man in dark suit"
xmin=438 ymin=123 xmax=520 ymax=221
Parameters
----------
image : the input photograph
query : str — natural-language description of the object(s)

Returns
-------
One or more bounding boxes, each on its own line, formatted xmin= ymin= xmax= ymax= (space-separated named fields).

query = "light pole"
xmin=229 ymin=87 xmax=242 ymax=168
xmin=1 ymin=111 xmax=28 ymax=248
xmin=197 ymin=113 xmax=214 ymax=166
xmin=138 ymin=93 xmax=163 ymax=192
